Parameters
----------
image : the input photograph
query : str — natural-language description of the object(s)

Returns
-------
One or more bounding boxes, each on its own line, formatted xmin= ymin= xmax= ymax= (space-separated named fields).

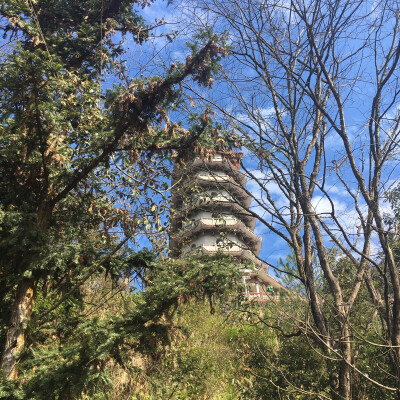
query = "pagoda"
xmin=169 ymin=150 xmax=285 ymax=301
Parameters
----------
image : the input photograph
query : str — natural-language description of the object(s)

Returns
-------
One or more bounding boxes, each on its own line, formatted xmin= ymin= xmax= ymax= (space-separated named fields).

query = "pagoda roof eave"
xmin=173 ymin=157 xmax=247 ymax=186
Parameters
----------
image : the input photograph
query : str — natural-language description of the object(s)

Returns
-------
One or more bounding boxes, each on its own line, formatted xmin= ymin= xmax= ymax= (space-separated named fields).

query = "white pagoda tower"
xmin=170 ymin=151 xmax=285 ymax=301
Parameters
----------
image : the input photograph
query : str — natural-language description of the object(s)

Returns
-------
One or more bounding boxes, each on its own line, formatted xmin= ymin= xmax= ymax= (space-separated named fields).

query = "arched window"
xmin=216 ymin=238 xmax=224 ymax=247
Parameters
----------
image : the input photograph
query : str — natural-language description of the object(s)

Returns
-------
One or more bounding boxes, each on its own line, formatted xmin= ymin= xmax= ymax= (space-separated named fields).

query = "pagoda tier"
xmin=171 ymin=196 xmax=256 ymax=230
xmin=180 ymin=201 xmax=257 ymax=230
xmin=170 ymin=214 xmax=261 ymax=255
xmin=171 ymin=170 xmax=249 ymax=207
xmin=198 ymin=244 xmax=262 ymax=267
xmin=172 ymin=154 xmax=247 ymax=186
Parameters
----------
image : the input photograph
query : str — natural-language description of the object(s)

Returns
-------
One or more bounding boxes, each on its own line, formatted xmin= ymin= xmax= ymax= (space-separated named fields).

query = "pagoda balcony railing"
xmin=178 ymin=197 xmax=244 ymax=213
xmin=196 ymin=194 xmax=251 ymax=211
xmin=195 ymin=171 xmax=246 ymax=187
xmin=184 ymin=216 xmax=238 ymax=229
xmin=199 ymin=194 xmax=234 ymax=203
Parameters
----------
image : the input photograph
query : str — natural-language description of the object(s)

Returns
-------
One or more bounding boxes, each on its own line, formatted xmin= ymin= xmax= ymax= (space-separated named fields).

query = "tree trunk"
xmin=339 ymin=324 xmax=352 ymax=400
xmin=0 ymin=276 xmax=37 ymax=379
xmin=0 ymin=202 xmax=54 ymax=378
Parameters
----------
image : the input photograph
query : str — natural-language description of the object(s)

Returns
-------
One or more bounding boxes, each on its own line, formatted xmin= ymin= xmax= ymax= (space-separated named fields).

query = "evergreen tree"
xmin=0 ymin=252 xmax=240 ymax=399
xmin=0 ymin=0 xmax=227 ymax=380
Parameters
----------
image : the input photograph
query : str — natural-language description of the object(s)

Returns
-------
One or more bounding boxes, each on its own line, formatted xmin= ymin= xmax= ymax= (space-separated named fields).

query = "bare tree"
xmin=185 ymin=0 xmax=400 ymax=398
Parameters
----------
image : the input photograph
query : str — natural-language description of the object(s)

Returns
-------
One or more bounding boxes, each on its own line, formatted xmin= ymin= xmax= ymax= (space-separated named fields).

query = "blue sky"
xmin=116 ymin=0 xmax=400 ymax=282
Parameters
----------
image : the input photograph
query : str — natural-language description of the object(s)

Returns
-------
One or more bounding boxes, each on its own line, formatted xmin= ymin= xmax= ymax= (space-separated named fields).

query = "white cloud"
xmin=311 ymin=195 xmax=347 ymax=215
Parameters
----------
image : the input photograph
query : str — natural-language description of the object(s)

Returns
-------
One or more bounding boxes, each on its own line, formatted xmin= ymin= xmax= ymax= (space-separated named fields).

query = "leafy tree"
xmin=0 ymin=0 xmax=227 ymax=380
xmin=0 ymin=252 xmax=240 ymax=399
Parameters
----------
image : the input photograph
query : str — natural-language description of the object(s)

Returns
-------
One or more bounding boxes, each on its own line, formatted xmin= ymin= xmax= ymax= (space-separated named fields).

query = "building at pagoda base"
xmin=169 ymin=151 xmax=285 ymax=301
